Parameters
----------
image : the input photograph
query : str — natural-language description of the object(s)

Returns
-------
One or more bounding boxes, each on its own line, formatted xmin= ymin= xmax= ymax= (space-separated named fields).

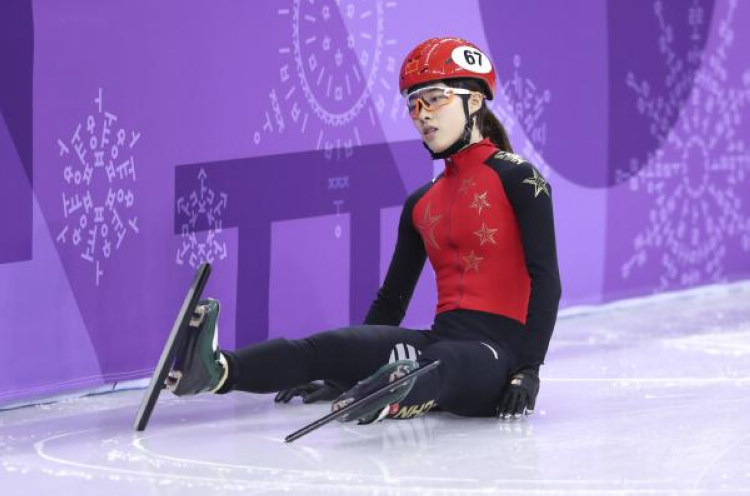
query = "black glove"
xmin=274 ymin=380 xmax=344 ymax=404
xmin=497 ymin=368 xmax=540 ymax=419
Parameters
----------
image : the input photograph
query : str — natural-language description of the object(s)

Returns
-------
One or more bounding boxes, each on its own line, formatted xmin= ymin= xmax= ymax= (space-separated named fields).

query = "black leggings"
xmin=221 ymin=325 xmax=512 ymax=417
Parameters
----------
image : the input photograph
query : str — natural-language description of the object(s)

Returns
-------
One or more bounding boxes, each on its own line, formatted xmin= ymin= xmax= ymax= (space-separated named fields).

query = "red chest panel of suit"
xmin=412 ymin=140 xmax=531 ymax=324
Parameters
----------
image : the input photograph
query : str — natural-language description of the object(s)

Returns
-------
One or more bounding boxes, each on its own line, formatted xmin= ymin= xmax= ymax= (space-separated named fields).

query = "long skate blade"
xmin=284 ymin=360 xmax=440 ymax=443
xmin=133 ymin=263 xmax=212 ymax=432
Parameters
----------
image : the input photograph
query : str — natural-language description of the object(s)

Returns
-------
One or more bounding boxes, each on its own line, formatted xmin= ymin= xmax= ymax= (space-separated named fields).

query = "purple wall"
xmin=1 ymin=0 xmax=748 ymax=405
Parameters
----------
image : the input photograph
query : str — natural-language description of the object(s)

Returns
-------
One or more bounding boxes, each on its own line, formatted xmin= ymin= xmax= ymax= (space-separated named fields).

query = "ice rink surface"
xmin=1 ymin=282 xmax=749 ymax=495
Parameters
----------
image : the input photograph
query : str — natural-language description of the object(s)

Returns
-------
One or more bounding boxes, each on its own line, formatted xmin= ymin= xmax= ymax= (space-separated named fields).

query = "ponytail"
xmin=476 ymin=104 xmax=513 ymax=153
xmin=450 ymin=78 xmax=514 ymax=153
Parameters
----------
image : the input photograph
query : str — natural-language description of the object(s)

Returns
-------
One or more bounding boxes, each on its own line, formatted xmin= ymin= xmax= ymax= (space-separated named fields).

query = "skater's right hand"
xmin=497 ymin=367 xmax=540 ymax=420
xmin=274 ymin=381 xmax=344 ymax=404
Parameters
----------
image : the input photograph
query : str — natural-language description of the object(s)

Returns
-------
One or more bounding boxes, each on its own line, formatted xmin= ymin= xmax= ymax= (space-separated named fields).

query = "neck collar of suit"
xmin=442 ymin=138 xmax=496 ymax=177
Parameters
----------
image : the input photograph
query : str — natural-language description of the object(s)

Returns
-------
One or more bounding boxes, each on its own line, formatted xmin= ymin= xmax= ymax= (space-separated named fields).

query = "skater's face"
xmin=407 ymin=82 xmax=484 ymax=154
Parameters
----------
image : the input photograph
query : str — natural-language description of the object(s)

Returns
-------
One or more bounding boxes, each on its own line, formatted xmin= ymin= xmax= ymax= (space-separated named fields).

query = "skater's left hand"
xmin=497 ymin=368 xmax=539 ymax=420
xmin=274 ymin=381 xmax=344 ymax=404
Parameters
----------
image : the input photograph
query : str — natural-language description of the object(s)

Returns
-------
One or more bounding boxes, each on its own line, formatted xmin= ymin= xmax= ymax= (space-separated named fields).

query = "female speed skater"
xmin=166 ymin=37 xmax=562 ymax=425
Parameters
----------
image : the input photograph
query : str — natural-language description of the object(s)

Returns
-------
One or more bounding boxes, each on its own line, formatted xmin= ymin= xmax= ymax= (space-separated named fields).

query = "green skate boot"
xmin=165 ymin=298 xmax=228 ymax=396
xmin=331 ymin=359 xmax=419 ymax=424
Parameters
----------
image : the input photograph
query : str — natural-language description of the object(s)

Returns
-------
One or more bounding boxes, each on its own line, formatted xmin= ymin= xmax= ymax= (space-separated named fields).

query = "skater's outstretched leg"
xmin=166 ymin=299 xmax=229 ymax=396
xmin=218 ymin=325 xmax=435 ymax=394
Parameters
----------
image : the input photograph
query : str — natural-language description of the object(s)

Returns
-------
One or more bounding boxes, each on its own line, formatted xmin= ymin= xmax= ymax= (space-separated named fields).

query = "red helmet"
xmin=399 ymin=37 xmax=497 ymax=99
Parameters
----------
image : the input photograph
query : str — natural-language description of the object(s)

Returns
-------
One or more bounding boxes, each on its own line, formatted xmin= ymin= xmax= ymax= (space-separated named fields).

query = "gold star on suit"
xmin=470 ymin=191 xmax=491 ymax=215
xmin=522 ymin=168 xmax=550 ymax=198
xmin=463 ymin=250 xmax=484 ymax=273
xmin=473 ymin=222 xmax=498 ymax=246
xmin=458 ymin=176 xmax=476 ymax=195
xmin=416 ymin=202 xmax=442 ymax=249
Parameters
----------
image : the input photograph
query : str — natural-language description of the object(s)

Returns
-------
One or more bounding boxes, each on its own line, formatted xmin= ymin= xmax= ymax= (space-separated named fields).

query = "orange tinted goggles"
xmin=406 ymin=86 xmax=477 ymax=119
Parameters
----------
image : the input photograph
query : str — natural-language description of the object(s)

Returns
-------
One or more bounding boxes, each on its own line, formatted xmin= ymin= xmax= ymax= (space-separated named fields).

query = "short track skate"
xmin=133 ymin=263 xmax=211 ymax=431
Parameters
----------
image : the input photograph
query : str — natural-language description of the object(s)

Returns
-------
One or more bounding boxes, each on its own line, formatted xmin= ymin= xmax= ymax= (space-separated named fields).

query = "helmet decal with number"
xmin=451 ymin=46 xmax=493 ymax=74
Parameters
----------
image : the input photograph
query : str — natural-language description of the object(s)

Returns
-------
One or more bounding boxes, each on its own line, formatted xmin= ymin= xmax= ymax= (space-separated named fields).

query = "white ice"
xmin=1 ymin=281 xmax=749 ymax=495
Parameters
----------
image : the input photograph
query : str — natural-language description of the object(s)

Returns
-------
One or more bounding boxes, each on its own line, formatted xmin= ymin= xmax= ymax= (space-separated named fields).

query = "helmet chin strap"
xmin=423 ymin=95 xmax=476 ymax=160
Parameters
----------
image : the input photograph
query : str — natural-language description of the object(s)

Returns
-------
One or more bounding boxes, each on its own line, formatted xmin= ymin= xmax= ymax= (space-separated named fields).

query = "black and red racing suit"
xmin=221 ymin=138 xmax=562 ymax=417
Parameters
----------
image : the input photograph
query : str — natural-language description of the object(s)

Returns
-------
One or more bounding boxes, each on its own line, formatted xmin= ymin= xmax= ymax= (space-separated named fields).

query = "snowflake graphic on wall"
xmin=620 ymin=0 xmax=750 ymax=289
xmin=55 ymin=88 xmax=141 ymax=286
xmin=253 ymin=0 xmax=402 ymax=160
xmin=175 ymin=167 xmax=229 ymax=268
xmin=490 ymin=54 xmax=552 ymax=177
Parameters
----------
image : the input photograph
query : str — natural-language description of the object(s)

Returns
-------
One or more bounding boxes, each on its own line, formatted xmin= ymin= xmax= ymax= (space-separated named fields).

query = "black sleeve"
xmin=496 ymin=160 xmax=562 ymax=372
xmin=363 ymin=184 xmax=431 ymax=326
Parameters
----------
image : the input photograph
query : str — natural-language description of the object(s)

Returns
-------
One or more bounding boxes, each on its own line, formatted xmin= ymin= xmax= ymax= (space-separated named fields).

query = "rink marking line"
xmin=36 ymin=429 xmax=477 ymax=491
xmin=133 ymin=430 xmax=692 ymax=488
xmin=132 ymin=433 xmax=480 ymax=484
xmin=33 ymin=430 xmax=276 ymax=488
xmin=690 ymin=433 xmax=750 ymax=492
xmin=28 ymin=429 xmax=737 ymax=494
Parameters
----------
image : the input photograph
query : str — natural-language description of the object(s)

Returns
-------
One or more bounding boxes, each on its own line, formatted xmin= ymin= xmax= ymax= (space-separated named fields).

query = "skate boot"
xmin=165 ymin=298 xmax=228 ymax=396
xmin=331 ymin=359 xmax=418 ymax=424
